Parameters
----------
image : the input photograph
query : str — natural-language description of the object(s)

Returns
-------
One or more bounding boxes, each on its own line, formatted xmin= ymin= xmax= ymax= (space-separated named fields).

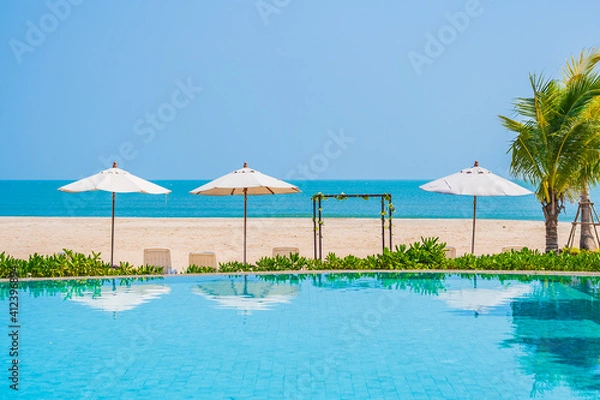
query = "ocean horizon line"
xmin=0 ymin=215 xmax=549 ymax=221
xmin=0 ymin=179 xmax=586 ymax=222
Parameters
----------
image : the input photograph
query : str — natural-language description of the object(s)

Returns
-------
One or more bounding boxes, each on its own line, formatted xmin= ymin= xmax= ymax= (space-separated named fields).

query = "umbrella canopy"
xmin=190 ymin=162 xmax=300 ymax=195
xmin=193 ymin=278 xmax=298 ymax=314
xmin=419 ymin=162 xmax=532 ymax=197
xmin=420 ymin=161 xmax=532 ymax=253
xmin=59 ymin=164 xmax=169 ymax=194
xmin=59 ymin=162 xmax=170 ymax=266
xmin=190 ymin=162 xmax=300 ymax=264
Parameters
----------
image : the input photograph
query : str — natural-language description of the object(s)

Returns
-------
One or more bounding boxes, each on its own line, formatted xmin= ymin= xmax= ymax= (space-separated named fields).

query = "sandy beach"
xmin=0 ymin=217 xmax=575 ymax=269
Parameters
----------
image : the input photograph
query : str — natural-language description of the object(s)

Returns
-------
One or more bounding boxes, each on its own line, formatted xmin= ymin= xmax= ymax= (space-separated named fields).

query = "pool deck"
xmin=4 ymin=269 xmax=600 ymax=283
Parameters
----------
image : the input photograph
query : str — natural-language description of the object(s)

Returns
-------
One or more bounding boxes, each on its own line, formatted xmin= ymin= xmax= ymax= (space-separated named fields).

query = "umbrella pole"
xmin=312 ymin=198 xmax=317 ymax=260
xmin=111 ymin=192 xmax=116 ymax=267
xmin=471 ymin=196 xmax=477 ymax=254
xmin=244 ymin=189 xmax=247 ymax=265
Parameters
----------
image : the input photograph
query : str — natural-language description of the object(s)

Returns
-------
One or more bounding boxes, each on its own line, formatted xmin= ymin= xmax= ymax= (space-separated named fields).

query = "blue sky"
xmin=1 ymin=0 xmax=599 ymax=180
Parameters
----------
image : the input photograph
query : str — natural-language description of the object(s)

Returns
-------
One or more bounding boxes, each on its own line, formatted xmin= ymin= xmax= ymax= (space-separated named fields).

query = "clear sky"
xmin=1 ymin=0 xmax=599 ymax=180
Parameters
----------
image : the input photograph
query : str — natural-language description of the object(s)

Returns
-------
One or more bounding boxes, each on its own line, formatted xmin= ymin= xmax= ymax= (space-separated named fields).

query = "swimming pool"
xmin=2 ymin=273 xmax=600 ymax=399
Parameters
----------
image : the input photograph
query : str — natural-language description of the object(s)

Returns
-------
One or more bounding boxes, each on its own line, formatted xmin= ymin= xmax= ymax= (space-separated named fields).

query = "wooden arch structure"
xmin=311 ymin=193 xmax=394 ymax=260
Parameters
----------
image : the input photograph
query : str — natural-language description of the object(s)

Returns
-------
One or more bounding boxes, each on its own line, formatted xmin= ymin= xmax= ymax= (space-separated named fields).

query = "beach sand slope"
xmin=0 ymin=217 xmax=573 ymax=270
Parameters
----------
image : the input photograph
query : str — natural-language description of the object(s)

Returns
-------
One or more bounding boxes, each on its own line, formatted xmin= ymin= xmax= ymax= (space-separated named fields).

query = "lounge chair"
xmin=444 ymin=246 xmax=457 ymax=259
xmin=188 ymin=251 xmax=217 ymax=270
xmin=143 ymin=248 xmax=172 ymax=274
xmin=272 ymin=246 xmax=300 ymax=257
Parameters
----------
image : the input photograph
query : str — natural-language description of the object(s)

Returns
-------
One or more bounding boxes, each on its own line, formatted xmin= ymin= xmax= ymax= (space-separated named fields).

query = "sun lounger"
xmin=189 ymin=251 xmax=217 ymax=270
xmin=143 ymin=248 xmax=172 ymax=274
xmin=444 ymin=246 xmax=457 ymax=259
xmin=272 ymin=246 xmax=300 ymax=257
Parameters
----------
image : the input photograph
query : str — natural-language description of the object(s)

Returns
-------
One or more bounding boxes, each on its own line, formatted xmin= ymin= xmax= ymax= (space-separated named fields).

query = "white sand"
xmin=0 ymin=217 xmax=574 ymax=269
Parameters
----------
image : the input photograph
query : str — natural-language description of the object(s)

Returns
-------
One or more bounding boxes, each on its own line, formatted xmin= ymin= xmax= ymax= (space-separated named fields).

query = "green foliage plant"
xmin=499 ymin=49 xmax=600 ymax=252
xmin=4 ymin=238 xmax=600 ymax=278
xmin=186 ymin=264 xmax=217 ymax=274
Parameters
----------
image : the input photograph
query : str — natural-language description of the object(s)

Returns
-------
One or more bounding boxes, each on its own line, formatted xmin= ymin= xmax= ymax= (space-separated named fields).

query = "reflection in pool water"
xmin=193 ymin=276 xmax=299 ymax=314
xmin=70 ymin=282 xmax=171 ymax=318
xmin=2 ymin=273 xmax=600 ymax=399
xmin=437 ymin=284 xmax=533 ymax=315
xmin=504 ymin=279 xmax=600 ymax=397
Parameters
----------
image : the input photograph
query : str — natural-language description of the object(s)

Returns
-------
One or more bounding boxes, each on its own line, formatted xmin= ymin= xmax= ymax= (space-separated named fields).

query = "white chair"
xmin=143 ymin=248 xmax=172 ymax=274
xmin=272 ymin=246 xmax=300 ymax=257
xmin=444 ymin=246 xmax=457 ymax=259
xmin=189 ymin=251 xmax=217 ymax=270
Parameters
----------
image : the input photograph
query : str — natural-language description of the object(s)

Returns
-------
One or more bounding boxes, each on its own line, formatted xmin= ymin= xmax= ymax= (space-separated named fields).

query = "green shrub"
xmin=218 ymin=261 xmax=250 ymax=273
xmin=186 ymin=264 xmax=217 ymax=274
xmin=0 ymin=250 xmax=168 ymax=278
xmin=3 ymin=238 xmax=600 ymax=278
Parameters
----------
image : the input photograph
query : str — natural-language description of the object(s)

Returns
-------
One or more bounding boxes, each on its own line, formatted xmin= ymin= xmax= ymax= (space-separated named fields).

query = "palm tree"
xmin=561 ymin=51 xmax=600 ymax=250
xmin=499 ymin=50 xmax=600 ymax=252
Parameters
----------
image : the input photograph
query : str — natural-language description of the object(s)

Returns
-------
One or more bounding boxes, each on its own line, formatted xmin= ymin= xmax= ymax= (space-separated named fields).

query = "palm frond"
xmin=501 ymin=49 xmax=600 ymax=209
xmin=562 ymin=48 xmax=600 ymax=85
xmin=582 ymin=97 xmax=600 ymax=119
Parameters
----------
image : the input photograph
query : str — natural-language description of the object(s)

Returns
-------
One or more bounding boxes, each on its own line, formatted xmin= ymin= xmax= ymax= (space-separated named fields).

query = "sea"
xmin=0 ymin=180 xmax=595 ymax=222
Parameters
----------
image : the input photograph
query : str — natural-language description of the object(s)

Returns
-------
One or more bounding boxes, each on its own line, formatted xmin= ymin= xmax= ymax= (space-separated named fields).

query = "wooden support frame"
xmin=566 ymin=200 xmax=600 ymax=249
xmin=311 ymin=193 xmax=394 ymax=260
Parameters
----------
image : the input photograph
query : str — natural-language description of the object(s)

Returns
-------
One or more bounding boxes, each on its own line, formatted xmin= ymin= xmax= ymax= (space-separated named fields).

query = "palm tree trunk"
xmin=579 ymin=186 xmax=596 ymax=250
xmin=543 ymin=193 xmax=560 ymax=252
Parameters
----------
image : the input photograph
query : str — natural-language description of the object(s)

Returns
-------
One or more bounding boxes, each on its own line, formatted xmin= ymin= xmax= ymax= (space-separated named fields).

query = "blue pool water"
xmin=2 ymin=273 xmax=600 ymax=399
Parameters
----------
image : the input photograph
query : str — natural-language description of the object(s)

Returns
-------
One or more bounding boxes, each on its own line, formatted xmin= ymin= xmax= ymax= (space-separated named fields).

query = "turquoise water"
xmin=2 ymin=273 xmax=600 ymax=399
xmin=0 ymin=179 xmax=591 ymax=221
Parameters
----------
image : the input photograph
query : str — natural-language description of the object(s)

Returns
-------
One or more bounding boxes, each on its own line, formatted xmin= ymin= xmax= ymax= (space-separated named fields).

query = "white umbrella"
xmin=420 ymin=161 xmax=532 ymax=253
xmin=190 ymin=162 xmax=300 ymax=264
xmin=59 ymin=162 xmax=171 ymax=266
